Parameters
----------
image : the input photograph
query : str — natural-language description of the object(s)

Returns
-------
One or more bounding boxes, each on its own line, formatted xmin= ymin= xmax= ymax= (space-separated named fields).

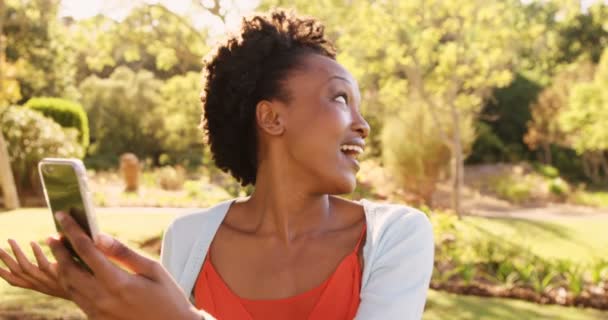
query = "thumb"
xmin=94 ymin=233 xmax=158 ymax=278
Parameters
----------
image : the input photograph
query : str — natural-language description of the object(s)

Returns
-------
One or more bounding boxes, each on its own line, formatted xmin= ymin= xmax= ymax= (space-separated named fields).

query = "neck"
xmin=242 ymin=159 xmax=334 ymax=244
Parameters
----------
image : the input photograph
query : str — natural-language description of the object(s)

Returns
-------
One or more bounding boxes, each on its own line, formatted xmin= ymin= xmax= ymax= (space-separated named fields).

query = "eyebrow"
xmin=327 ymin=75 xmax=353 ymax=85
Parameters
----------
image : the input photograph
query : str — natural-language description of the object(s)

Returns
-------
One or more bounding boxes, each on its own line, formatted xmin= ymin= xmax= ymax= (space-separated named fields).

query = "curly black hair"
xmin=200 ymin=9 xmax=337 ymax=186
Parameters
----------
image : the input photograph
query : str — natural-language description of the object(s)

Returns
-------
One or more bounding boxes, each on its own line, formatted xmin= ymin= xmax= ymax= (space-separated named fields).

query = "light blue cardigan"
xmin=160 ymin=198 xmax=434 ymax=320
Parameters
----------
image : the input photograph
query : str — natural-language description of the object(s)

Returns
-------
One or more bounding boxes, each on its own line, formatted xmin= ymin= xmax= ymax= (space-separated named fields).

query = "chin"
xmin=325 ymin=173 xmax=357 ymax=195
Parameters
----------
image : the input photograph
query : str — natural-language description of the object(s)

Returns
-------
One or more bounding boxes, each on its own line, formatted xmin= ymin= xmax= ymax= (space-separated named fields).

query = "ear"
xmin=256 ymin=100 xmax=285 ymax=136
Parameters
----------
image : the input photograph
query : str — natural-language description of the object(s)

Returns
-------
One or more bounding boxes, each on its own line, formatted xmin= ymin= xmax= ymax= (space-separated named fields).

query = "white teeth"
xmin=340 ymin=145 xmax=364 ymax=154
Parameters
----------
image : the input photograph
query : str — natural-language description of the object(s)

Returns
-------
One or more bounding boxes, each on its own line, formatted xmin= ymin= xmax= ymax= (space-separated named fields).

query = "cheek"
xmin=288 ymin=105 xmax=356 ymax=186
xmin=296 ymin=105 xmax=349 ymax=155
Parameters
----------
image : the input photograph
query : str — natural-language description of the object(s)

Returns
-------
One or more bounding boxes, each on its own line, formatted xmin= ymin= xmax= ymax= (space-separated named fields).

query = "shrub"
xmin=382 ymin=104 xmax=471 ymax=205
xmin=590 ymin=259 xmax=608 ymax=285
xmin=79 ymin=67 xmax=164 ymax=165
xmin=157 ymin=166 xmax=185 ymax=191
xmin=548 ymin=177 xmax=570 ymax=197
xmin=24 ymin=97 xmax=89 ymax=152
xmin=533 ymin=163 xmax=560 ymax=178
xmin=490 ymin=175 xmax=533 ymax=204
xmin=0 ymin=106 xmax=83 ymax=194
xmin=158 ymin=72 xmax=207 ymax=168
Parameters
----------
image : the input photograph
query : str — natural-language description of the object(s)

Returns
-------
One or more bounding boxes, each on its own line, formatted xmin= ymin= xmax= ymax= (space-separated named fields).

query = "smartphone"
xmin=38 ymin=158 xmax=99 ymax=271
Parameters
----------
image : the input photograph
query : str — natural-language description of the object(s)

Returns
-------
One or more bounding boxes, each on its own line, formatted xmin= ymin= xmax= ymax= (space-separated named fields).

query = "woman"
xmin=0 ymin=9 xmax=434 ymax=320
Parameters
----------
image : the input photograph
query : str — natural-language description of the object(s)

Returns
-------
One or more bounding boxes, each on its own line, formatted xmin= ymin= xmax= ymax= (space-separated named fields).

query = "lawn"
xmin=1 ymin=208 xmax=607 ymax=319
xmin=452 ymin=215 xmax=608 ymax=264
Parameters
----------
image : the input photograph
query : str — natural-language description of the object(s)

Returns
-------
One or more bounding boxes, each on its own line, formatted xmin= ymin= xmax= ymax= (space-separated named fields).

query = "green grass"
xmin=0 ymin=208 xmax=177 ymax=251
xmin=453 ymin=215 xmax=608 ymax=263
xmin=573 ymin=190 xmax=608 ymax=208
xmin=424 ymin=290 xmax=608 ymax=320
xmin=1 ymin=208 xmax=608 ymax=319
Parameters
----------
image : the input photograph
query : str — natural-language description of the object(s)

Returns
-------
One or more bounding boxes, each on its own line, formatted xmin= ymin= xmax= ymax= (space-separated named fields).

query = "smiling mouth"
xmin=339 ymin=144 xmax=364 ymax=163
xmin=340 ymin=144 xmax=364 ymax=154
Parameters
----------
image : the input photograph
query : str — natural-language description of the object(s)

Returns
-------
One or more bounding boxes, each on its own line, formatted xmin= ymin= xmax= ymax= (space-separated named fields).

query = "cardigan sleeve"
xmin=355 ymin=209 xmax=435 ymax=320
xmin=160 ymin=221 xmax=179 ymax=280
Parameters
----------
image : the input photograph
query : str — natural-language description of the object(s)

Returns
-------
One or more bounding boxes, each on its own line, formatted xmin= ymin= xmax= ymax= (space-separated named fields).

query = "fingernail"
xmin=94 ymin=234 xmax=112 ymax=249
xmin=55 ymin=211 xmax=66 ymax=222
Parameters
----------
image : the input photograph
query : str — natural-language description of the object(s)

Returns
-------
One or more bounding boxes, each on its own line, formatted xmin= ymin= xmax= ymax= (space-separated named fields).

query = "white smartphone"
xmin=38 ymin=158 xmax=99 ymax=269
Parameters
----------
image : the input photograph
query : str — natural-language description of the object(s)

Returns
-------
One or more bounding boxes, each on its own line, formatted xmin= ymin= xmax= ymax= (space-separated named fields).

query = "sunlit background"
xmin=1 ymin=0 xmax=608 ymax=319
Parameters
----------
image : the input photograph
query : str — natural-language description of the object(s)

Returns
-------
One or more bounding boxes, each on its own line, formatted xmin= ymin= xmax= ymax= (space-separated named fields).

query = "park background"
xmin=1 ymin=0 xmax=608 ymax=319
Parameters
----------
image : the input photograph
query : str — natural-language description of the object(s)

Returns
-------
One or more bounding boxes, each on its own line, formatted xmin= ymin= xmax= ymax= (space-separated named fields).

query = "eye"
xmin=334 ymin=93 xmax=348 ymax=104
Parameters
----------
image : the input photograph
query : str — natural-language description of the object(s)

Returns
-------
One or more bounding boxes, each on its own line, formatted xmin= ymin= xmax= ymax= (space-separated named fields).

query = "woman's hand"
xmin=0 ymin=239 xmax=70 ymax=299
xmin=47 ymin=211 xmax=212 ymax=320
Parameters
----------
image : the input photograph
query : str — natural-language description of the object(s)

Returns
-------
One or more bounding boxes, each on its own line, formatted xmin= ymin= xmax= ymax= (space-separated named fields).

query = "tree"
xmin=69 ymin=4 xmax=208 ymax=83
xmin=343 ymin=0 xmax=523 ymax=216
xmin=0 ymin=0 xmax=19 ymax=209
xmin=158 ymin=72 xmax=208 ymax=167
xmin=2 ymin=0 xmax=76 ymax=103
xmin=559 ymin=49 xmax=608 ymax=184
xmin=556 ymin=2 xmax=608 ymax=64
xmin=524 ymin=59 xmax=595 ymax=164
xmin=79 ymin=66 xmax=165 ymax=166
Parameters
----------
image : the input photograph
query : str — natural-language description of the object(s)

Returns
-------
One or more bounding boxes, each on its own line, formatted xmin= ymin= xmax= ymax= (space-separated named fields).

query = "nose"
xmin=352 ymin=112 xmax=370 ymax=139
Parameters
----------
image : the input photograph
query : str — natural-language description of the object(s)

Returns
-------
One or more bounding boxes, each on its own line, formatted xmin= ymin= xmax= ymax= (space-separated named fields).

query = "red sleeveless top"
xmin=193 ymin=224 xmax=367 ymax=320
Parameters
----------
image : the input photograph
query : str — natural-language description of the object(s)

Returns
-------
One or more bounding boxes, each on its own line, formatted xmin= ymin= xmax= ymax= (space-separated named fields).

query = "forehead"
xmin=292 ymin=54 xmax=359 ymax=90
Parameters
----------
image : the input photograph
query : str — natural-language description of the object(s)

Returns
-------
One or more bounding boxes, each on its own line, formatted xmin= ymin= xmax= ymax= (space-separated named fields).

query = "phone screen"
xmin=40 ymin=163 xmax=93 ymax=270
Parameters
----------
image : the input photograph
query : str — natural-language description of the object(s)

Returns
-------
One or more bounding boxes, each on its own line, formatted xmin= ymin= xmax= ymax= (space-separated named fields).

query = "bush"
xmin=158 ymin=72 xmax=207 ymax=169
xmin=79 ymin=67 xmax=164 ymax=164
xmin=0 ymin=106 xmax=83 ymax=194
xmin=24 ymin=97 xmax=89 ymax=152
xmin=490 ymin=175 xmax=533 ymax=204
xmin=548 ymin=177 xmax=570 ymax=197
xmin=533 ymin=162 xmax=560 ymax=178
xmin=157 ymin=166 xmax=185 ymax=191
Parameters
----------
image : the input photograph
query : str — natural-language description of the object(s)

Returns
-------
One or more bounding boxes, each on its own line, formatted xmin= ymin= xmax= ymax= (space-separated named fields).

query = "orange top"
xmin=194 ymin=224 xmax=367 ymax=320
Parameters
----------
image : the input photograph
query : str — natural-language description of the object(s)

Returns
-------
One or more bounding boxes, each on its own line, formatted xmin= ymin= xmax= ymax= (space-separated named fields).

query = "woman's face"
xmin=275 ymin=53 xmax=370 ymax=195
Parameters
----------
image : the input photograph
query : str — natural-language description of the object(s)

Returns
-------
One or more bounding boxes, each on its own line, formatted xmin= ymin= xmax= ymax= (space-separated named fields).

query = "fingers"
xmin=8 ymin=239 xmax=53 ymax=286
xmin=31 ymin=241 xmax=57 ymax=278
xmin=0 ymin=265 xmax=31 ymax=288
xmin=95 ymin=233 xmax=160 ymax=279
xmin=47 ymin=236 xmax=95 ymax=298
xmin=0 ymin=246 xmax=22 ymax=275
xmin=54 ymin=212 xmax=123 ymax=283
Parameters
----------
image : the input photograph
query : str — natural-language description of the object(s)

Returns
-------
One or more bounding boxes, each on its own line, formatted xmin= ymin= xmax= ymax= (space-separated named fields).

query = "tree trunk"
xmin=450 ymin=106 xmax=463 ymax=219
xmin=0 ymin=133 xmax=20 ymax=209
xmin=542 ymin=143 xmax=552 ymax=165
xmin=0 ymin=0 xmax=20 ymax=209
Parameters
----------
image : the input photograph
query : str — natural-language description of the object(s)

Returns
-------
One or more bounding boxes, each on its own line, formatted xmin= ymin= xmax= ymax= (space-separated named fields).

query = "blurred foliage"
xmin=1 ymin=0 xmax=608 ymax=193
xmin=79 ymin=66 xmax=165 ymax=167
xmin=523 ymin=57 xmax=596 ymax=181
xmin=556 ymin=2 xmax=608 ymax=64
xmin=1 ymin=0 xmax=77 ymax=104
xmin=559 ymin=49 xmax=608 ymax=184
xmin=431 ymin=212 xmax=608 ymax=304
xmin=24 ymin=97 xmax=89 ymax=152
xmin=382 ymin=100 xmax=473 ymax=205
xmin=158 ymin=71 xmax=208 ymax=168
xmin=68 ymin=4 xmax=208 ymax=82
xmin=157 ymin=166 xmax=186 ymax=191
xmin=472 ymin=74 xmax=542 ymax=163
xmin=0 ymin=105 xmax=82 ymax=194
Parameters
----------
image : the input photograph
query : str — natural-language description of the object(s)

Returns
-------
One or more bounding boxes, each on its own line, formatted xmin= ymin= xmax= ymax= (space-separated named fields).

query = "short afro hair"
xmin=200 ymin=9 xmax=336 ymax=186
